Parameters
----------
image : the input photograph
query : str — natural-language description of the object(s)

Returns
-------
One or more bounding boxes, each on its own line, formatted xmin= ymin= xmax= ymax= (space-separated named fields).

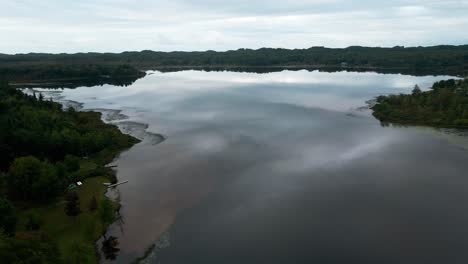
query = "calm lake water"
xmin=39 ymin=70 xmax=468 ymax=264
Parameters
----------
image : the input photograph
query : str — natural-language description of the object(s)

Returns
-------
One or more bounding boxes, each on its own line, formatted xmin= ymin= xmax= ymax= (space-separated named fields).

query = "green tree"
xmin=8 ymin=156 xmax=43 ymax=200
xmin=89 ymin=195 xmax=98 ymax=212
xmin=8 ymin=156 xmax=63 ymax=201
xmin=0 ymin=231 xmax=62 ymax=264
xmin=412 ymin=84 xmax=422 ymax=95
xmin=31 ymin=163 xmax=62 ymax=201
xmin=101 ymin=236 xmax=120 ymax=260
xmin=64 ymin=191 xmax=81 ymax=217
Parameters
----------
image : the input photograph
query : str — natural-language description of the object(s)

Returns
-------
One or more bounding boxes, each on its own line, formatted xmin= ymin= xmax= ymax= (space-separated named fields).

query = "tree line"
xmin=1 ymin=45 xmax=468 ymax=76
xmin=0 ymin=64 xmax=146 ymax=88
xmin=372 ymin=79 xmax=468 ymax=128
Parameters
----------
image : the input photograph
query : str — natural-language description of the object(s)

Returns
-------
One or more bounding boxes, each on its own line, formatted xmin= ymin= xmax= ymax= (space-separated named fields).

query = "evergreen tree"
xmin=101 ymin=236 xmax=120 ymax=260
xmin=64 ymin=191 xmax=81 ymax=217
xmin=89 ymin=195 xmax=98 ymax=212
xmin=412 ymin=84 xmax=422 ymax=95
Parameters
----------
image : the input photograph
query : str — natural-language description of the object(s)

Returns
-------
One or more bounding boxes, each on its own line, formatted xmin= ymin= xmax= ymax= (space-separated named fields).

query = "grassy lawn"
xmin=17 ymin=176 xmax=116 ymax=263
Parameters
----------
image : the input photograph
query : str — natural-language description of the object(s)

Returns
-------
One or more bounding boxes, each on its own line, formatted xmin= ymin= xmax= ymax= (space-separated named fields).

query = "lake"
xmin=38 ymin=70 xmax=468 ymax=264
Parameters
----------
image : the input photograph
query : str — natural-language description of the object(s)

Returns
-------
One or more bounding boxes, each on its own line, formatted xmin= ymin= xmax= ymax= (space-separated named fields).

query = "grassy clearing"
xmin=17 ymin=176 xmax=117 ymax=263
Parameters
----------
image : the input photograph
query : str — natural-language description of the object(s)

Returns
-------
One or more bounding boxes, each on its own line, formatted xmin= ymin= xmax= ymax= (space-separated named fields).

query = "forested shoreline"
xmin=1 ymin=45 xmax=468 ymax=77
xmin=372 ymin=79 xmax=468 ymax=128
xmin=1 ymin=64 xmax=146 ymax=88
xmin=0 ymin=82 xmax=139 ymax=262
xmin=1 ymin=45 xmax=468 ymax=262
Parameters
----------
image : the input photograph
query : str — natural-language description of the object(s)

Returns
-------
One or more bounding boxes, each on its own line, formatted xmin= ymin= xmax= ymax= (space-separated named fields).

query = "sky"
xmin=1 ymin=0 xmax=468 ymax=54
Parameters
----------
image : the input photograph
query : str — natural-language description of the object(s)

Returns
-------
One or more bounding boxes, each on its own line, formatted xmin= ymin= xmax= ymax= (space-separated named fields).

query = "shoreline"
xmin=38 ymin=88 xmax=168 ymax=263
xmin=20 ymin=87 xmax=142 ymax=263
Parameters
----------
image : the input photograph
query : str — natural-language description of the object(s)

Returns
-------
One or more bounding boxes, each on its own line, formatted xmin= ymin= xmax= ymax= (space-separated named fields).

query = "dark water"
xmin=40 ymin=70 xmax=468 ymax=264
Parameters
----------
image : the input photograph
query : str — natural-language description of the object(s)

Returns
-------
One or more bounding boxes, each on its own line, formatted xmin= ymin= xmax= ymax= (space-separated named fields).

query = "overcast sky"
xmin=1 ymin=0 xmax=468 ymax=54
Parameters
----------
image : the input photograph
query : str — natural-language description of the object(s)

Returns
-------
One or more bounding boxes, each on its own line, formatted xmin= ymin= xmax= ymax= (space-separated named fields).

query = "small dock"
xmin=106 ymin=180 xmax=129 ymax=188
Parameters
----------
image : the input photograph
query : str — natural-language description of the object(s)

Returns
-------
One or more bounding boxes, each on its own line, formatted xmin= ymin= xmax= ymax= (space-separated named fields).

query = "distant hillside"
xmin=1 ymin=45 xmax=468 ymax=76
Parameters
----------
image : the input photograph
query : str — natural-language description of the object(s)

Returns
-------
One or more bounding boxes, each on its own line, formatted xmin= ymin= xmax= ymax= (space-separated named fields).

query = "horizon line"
xmin=2 ymin=44 xmax=468 ymax=56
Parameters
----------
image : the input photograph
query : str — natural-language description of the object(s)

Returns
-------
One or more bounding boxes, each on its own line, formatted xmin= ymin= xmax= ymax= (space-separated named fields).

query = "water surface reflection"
xmin=42 ymin=70 xmax=468 ymax=264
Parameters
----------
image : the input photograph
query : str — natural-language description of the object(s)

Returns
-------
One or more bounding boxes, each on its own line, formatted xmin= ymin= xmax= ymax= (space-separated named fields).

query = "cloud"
xmin=396 ymin=5 xmax=431 ymax=16
xmin=0 ymin=0 xmax=467 ymax=53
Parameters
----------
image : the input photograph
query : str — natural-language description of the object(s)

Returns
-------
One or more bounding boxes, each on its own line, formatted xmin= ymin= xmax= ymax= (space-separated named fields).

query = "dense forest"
xmin=0 ymin=82 xmax=139 ymax=262
xmin=0 ymin=64 xmax=146 ymax=88
xmin=1 ymin=45 xmax=468 ymax=76
xmin=372 ymin=79 xmax=468 ymax=128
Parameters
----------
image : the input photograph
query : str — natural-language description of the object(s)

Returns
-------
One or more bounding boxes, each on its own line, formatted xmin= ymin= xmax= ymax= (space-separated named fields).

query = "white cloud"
xmin=396 ymin=5 xmax=431 ymax=16
xmin=0 ymin=0 xmax=467 ymax=53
